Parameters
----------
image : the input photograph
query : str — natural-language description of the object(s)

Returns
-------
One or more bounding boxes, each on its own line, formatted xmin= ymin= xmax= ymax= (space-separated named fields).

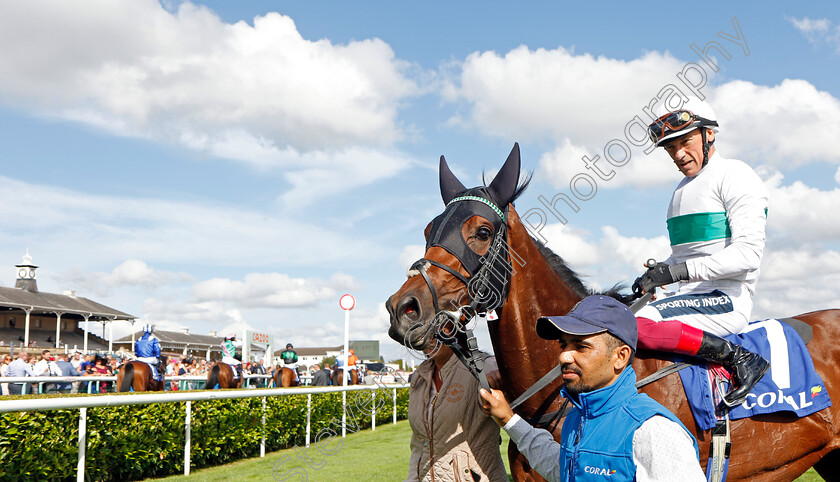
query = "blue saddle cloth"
xmin=678 ymin=319 xmax=831 ymax=431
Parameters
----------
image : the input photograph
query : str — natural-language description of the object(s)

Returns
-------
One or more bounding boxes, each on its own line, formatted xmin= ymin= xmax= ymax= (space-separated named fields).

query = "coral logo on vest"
xmin=584 ymin=466 xmax=617 ymax=476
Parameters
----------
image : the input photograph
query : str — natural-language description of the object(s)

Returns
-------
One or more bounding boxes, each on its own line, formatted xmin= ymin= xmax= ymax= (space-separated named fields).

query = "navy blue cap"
xmin=536 ymin=295 xmax=637 ymax=350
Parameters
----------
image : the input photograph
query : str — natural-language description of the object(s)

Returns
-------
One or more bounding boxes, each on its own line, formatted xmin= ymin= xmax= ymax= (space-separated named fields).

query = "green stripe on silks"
xmin=667 ymin=211 xmax=731 ymax=246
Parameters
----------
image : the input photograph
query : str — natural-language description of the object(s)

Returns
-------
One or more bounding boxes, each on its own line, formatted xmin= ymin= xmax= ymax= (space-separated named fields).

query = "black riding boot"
xmin=696 ymin=332 xmax=770 ymax=407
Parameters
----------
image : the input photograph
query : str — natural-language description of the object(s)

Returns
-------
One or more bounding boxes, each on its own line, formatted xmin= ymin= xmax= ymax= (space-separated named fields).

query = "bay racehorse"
xmin=387 ymin=143 xmax=840 ymax=481
xmin=331 ymin=367 xmax=359 ymax=386
xmin=206 ymin=362 xmax=241 ymax=389
xmin=274 ymin=366 xmax=299 ymax=387
xmin=116 ymin=355 xmax=168 ymax=392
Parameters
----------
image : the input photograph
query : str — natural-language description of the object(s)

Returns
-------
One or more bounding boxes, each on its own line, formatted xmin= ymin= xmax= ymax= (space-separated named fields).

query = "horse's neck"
xmin=489 ymin=209 xmax=583 ymax=412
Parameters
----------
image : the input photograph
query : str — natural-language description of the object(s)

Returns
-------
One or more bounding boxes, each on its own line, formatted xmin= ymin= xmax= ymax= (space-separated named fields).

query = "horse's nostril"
xmin=399 ymin=298 xmax=421 ymax=321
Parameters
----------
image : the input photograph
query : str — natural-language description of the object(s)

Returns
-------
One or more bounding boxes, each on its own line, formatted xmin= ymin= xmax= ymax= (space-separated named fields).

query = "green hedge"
xmin=0 ymin=387 xmax=409 ymax=481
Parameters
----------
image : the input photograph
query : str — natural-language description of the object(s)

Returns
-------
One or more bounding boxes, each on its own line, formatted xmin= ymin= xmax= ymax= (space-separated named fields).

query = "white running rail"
xmin=0 ymin=382 xmax=408 ymax=481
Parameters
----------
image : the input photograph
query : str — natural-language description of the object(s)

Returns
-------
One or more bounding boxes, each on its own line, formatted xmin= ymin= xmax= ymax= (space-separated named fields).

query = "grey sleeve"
xmin=503 ymin=415 xmax=563 ymax=482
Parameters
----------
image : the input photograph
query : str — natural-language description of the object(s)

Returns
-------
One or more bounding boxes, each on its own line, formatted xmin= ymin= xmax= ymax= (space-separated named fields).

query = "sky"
xmin=1 ymin=1 xmax=838 ymax=364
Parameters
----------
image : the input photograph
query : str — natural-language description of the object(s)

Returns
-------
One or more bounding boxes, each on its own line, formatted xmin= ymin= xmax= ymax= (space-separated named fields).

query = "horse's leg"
xmin=508 ymin=442 xmax=548 ymax=482
xmin=815 ymin=449 xmax=840 ymax=482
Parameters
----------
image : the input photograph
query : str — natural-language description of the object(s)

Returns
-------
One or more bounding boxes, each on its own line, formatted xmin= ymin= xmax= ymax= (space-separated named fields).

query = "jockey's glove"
xmin=632 ymin=262 xmax=689 ymax=295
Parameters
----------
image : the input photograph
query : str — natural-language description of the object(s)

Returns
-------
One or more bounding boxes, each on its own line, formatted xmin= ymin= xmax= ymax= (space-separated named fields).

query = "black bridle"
xmin=407 ymin=189 xmax=513 ymax=391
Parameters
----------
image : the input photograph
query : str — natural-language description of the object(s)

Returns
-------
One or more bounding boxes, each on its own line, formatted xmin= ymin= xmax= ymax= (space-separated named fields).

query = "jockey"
xmin=280 ymin=343 xmax=300 ymax=382
xmin=134 ymin=324 xmax=162 ymax=379
xmin=335 ymin=349 xmax=353 ymax=383
xmin=635 ymin=97 xmax=770 ymax=407
xmin=347 ymin=348 xmax=361 ymax=378
xmin=221 ymin=333 xmax=243 ymax=378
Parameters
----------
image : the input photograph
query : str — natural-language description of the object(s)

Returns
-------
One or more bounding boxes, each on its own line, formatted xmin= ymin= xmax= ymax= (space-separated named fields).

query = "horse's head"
xmin=387 ymin=143 xmax=524 ymax=352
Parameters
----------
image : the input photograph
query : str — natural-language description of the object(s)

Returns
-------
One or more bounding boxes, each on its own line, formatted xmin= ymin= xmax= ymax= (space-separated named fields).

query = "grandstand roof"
xmin=0 ymin=286 xmax=135 ymax=320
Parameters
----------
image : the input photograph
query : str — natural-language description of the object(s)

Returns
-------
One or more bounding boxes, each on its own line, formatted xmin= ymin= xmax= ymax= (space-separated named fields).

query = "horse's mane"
xmin=531 ymin=239 xmax=632 ymax=304
xmin=492 ymin=172 xmax=631 ymax=305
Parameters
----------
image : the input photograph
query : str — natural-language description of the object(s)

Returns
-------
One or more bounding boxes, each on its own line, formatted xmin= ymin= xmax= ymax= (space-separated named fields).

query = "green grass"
xmin=149 ymin=419 xmax=823 ymax=481
xmin=152 ymin=420 xmax=419 ymax=481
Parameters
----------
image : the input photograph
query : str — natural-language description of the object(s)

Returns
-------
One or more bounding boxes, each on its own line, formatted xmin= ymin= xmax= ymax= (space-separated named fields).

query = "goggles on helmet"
xmin=647 ymin=110 xmax=717 ymax=145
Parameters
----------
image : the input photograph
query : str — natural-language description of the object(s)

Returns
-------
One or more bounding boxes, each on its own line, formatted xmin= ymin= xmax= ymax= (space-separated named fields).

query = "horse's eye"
xmin=476 ymin=227 xmax=492 ymax=241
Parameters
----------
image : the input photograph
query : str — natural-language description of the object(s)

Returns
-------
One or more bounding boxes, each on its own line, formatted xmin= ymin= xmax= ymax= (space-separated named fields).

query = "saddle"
xmin=139 ymin=360 xmax=163 ymax=381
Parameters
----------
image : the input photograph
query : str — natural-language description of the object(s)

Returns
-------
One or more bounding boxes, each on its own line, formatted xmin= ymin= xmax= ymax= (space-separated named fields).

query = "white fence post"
xmin=393 ymin=388 xmax=397 ymax=424
xmin=184 ymin=401 xmax=191 ymax=476
xmin=260 ymin=397 xmax=266 ymax=458
xmin=306 ymin=394 xmax=311 ymax=447
xmin=371 ymin=390 xmax=376 ymax=431
xmin=77 ymin=407 xmax=87 ymax=482
xmin=341 ymin=391 xmax=347 ymax=438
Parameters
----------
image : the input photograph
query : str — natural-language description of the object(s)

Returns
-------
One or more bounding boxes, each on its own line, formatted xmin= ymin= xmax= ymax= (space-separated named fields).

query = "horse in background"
xmin=206 ymin=362 xmax=241 ymax=389
xmin=387 ymin=143 xmax=840 ymax=481
xmin=331 ymin=367 xmax=359 ymax=386
xmin=274 ymin=366 xmax=299 ymax=387
xmin=117 ymin=355 xmax=168 ymax=392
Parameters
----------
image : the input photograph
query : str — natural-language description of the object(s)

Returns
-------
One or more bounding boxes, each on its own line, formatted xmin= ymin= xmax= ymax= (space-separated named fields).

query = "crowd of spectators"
xmin=1 ymin=350 xmax=404 ymax=396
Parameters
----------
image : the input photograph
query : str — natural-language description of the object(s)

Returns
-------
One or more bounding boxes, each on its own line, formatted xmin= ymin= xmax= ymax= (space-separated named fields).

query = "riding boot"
xmin=695 ymin=332 xmax=770 ymax=407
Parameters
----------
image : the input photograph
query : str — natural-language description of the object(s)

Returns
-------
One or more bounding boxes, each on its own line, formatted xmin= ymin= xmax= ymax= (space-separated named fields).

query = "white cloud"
xmin=537 ymin=138 xmax=682 ymax=191
xmin=443 ymin=46 xmax=684 ymax=144
xmin=0 ymin=0 xmax=420 ymax=184
xmin=0 ymin=176 xmax=375 ymax=268
xmin=192 ymin=271 xmax=353 ymax=309
xmin=711 ymin=79 xmax=840 ymax=167
xmin=753 ymin=248 xmax=840 ymax=320
xmin=279 ymin=147 xmax=413 ymax=207
xmin=444 ymin=45 xmax=840 ymax=190
xmin=0 ymin=1 xmax=418 ymax=149
xmin=399 ymin=244 xmax=426 ymax=272
xmin=52 ymin=259 xmax=194 ymax=297
xmin=764 ymin=172 xmax=840 ymax=243
xmin=788 ymin=17 xmax=840 ymax=51
xmin=835 ymin=166 xmax=840 ymax=185
xmin=789 ymin=17 xmax=831 ymax=36
xmin=540 ymin=224 xmax=671 ymax=292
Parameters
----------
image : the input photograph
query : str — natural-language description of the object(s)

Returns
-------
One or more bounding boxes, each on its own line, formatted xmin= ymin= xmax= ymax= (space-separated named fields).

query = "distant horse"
xmin=116 ymin=355 xmax=168 ymax=392
xmin=387 ymin=143 xmax=840 ymax=481
xmin=206 ymin=362 xmax=241 ymax=389
xmin=331 ymin=367 xmax=359 ymax=386
xmin=274 ymin=366 xmax=299 ymax=387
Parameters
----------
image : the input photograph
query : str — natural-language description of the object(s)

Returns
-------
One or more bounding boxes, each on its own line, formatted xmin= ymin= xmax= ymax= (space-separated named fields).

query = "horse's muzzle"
xmin=387 ymin=294 xmax=429 ymax=349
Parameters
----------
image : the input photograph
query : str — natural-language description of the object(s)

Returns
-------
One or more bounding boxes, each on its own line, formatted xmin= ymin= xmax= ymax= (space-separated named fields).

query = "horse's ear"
xmin=439 ymin=155 xmax=467 ymax=204
xmin=488 ymin=142 xmax=521 ymax=207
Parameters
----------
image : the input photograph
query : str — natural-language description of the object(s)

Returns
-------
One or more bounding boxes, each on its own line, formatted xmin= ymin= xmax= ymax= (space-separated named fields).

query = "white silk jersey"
xmin=638 ymin=152 xmax=769 ymax=335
